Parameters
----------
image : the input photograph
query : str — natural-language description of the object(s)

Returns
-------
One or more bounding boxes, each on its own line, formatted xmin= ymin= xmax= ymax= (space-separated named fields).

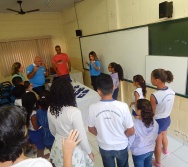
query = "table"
xmin=71 ymin=81 xmax=100 ymax=124
xmin=70 ymin=69 xmax=84 ymax=84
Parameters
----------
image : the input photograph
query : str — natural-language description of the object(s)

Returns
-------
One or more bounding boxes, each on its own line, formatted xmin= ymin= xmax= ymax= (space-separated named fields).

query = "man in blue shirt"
xmin=26 ymin=56 xmax=49 ymax=95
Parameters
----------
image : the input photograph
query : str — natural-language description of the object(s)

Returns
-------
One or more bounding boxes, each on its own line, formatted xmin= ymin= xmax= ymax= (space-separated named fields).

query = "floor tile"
xmin=161 ymin=154 xmax=188 ymax=167
xmin=167 ymin=135 xmax=184 ymax=153
xmin=173 ymin=145 xmax=188 ymax=164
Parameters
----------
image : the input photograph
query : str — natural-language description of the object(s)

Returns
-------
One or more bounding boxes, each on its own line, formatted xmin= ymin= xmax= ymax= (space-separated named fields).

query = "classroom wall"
xmin=61 ymin=0 xmax=188 ymax=143
xmin=0 ymin=13 xmax=66 ymax=81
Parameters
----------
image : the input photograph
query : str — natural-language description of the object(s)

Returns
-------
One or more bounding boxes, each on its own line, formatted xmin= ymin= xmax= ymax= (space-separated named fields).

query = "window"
xmin=0 ymin=36 xmax=53 ymax=76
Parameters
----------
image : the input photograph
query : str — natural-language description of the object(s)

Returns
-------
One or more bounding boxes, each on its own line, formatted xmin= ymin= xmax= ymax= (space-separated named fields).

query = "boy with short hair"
xmin=88 ymin=74 xmax=135 ymax=167
xmin=12 ymin=76 xmax=24 ymax=86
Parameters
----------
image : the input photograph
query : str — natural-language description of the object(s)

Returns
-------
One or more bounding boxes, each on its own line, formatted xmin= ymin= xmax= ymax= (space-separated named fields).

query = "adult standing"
xmin=52 ymin=45 xmax=71 ymax=80
xmin=85 ymin=51 xmax=100 ymax=91
xmin=11 ymin=62 xmax=26 ymax=81
xmin=26 ymin=56 xmax=49 ymax=95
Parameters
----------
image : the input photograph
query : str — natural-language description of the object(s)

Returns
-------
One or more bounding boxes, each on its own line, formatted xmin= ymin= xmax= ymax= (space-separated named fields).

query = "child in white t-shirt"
xmin=150 ymin=69 xmax=175 ymax=167
xmin=22 ymin=92 xmax=49 ymax=159
xmin=88 ymin=74 xmax=134 ymax=167
xmin=130 ymin=75 xmax=146 ymax=118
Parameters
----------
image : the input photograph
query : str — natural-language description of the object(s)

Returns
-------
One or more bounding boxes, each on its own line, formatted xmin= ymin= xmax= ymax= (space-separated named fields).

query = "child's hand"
xmin=88 ymin=152 xmax=94 ymax=161
xmin=62 ymin=129 xmax=81 ymax=155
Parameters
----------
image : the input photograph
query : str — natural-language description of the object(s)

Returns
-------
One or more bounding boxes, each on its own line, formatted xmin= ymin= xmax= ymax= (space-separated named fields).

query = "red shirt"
xmin=52 ymin=53 xmax=70 ymax=76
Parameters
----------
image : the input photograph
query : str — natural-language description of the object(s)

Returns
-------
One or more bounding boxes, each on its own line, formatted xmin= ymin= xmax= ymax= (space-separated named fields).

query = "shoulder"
xmin=26 ymin=64 xmax=33 ymax=69
xmin=168 ymin=87 xmax=175 ymax=94
xmin=26 ymin=64 xmax=33 ymax=73
xmin=113 ymin=100 xmax=129 ymax=110
xmin=12 ymin=74 xmax=19 ymax=78
xmin=89 ymin=101 xmax=101 ymax=109
xmin=66 ymin=106 xmax=81 ymax=115
xmin=12 ymin=158 xmax=52 ymax=167
xmin=31 ymin=110 xmax=37 ymax=117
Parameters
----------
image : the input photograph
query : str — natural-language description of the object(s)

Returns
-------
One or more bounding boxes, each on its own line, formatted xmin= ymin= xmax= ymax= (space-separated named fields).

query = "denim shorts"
xmin=28 ymin=128 xmax=44 ymax=150
xmin=156 ymin=116 xmax=171 ymax=134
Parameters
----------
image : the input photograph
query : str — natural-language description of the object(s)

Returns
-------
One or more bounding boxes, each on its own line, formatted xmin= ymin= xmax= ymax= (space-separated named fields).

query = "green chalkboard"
xmin=149 ymin=18 xmax=188 ymax=56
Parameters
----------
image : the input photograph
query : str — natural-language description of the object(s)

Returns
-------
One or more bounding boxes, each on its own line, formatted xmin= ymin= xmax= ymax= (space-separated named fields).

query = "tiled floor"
xmin=27 ymin=132 xmax=188 ymax=167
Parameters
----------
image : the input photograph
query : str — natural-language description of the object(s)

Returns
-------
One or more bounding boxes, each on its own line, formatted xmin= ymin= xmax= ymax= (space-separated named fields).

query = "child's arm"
xmin=134 ymin=91 xmax=139 ymax=101
xmin=124 ymin=126 xmax=135 ymax=137
xmin=88 ymin=126 xmax=98 ymax=136
xmin=150 ymin=94 xmax=156 ymax=114
xmin=129 ymin=91 xmax=139 ymax=107
xmin=31 ymin=114 xmax=40 ymax=130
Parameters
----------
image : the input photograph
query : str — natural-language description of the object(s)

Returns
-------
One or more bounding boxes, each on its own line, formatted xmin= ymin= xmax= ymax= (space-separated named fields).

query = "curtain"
xmin=0 ymin=37 xmax=53 ymax=76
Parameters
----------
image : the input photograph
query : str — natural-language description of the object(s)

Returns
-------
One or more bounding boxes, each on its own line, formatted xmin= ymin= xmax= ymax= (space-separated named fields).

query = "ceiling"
xmin=0 ymin=0 xmax=82 ymax=14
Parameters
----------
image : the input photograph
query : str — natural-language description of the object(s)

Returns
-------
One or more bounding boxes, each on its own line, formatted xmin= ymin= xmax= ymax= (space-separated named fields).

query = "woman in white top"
xmin=48 ymin=77 xmax=94 ymax=167
xmin=0 ymin=106 xmax=52 ymax=167
xmin=130 ymin=74 xmax=147 ymax=118
xmin=129 ymin=99 xmax=159 ymax=167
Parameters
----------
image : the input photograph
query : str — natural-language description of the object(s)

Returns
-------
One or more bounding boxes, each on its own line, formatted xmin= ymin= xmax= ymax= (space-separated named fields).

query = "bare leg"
xmin=162 ymin=131 xmax=168 ymax=150
xmin=154 ymin=133 xmax=162 ymax=164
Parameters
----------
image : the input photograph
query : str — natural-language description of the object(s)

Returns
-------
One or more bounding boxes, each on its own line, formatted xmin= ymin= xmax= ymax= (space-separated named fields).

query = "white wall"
xmin=0 ymin=12 xmax=66 ymax=81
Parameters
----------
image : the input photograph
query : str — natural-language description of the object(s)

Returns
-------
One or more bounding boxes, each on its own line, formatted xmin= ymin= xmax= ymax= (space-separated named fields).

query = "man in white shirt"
xmin=88 ymin=74 xmax=134 ymax=167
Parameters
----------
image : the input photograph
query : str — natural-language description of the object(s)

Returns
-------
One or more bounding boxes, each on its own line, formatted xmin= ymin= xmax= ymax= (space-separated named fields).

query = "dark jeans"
xmin=91 ymin=75 xmax=100 ymax=91
xmin=53 ymin=74 xmax=71 ymax=82
xmin=132 ymin=151 xmax=153 ymax=167
xmin=99 ymin=147 xmax=129 ymax=167
xmin=32 ymin=85 xmax=45 ymax=95
xmin=112 ymin=87 xmax=119 ymax=100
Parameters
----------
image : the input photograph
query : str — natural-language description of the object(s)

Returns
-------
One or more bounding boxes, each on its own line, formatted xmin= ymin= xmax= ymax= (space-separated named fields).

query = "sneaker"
xmin=162 ymin=148 xmax=170 ymax=155
xmin=152 ymin=158 xmax=163 ymax=167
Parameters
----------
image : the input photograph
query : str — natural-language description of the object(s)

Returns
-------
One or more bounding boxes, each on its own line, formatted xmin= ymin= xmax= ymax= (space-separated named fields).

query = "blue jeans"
xmin=132 ymin=151 xmax=153 ymax=167
xmin=99 ymin=147 xmax=129 ymax=167
xmin=112 ymin=87 xmax=119 ymax=100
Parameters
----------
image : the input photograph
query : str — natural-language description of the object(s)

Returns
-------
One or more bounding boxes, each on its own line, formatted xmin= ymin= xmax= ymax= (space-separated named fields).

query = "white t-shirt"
xmin=88 ymin=100 xmax=134 ymax=150
xmin=131 ymin=87 xmax=144 ymax=111
xmin=152 ymin=87 xmax=175 ymax=119
xmin=11 ymin=158 xmax=52 ymax=167
xmin=29 ymin=110 xmax=37 ymax=131
xmin=14 ymin=99 xmax=22 ymax=106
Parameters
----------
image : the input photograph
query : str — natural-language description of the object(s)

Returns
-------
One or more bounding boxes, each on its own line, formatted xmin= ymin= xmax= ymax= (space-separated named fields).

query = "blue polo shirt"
xmin=89 ymin=60 xmax=100 ymax=76
xmin=26 ymin=64 xmax=46 ymax=88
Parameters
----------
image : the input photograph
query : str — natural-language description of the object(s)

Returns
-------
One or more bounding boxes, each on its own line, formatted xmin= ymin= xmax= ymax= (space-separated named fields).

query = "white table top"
xmin=71 ymin=81 xmax=100 ymax=124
